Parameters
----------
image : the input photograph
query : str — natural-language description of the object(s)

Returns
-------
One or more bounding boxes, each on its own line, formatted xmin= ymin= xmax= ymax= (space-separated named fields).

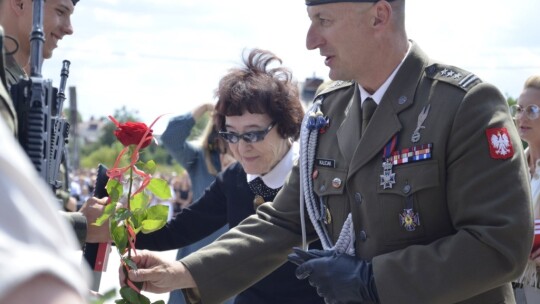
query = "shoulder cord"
xmin=300 ymin=100 xmax=355 ymax=255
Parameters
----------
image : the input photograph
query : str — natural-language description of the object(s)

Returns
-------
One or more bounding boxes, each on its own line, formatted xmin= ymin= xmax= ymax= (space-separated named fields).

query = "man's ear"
xmin=11 ymin=0 xmax=26 ymax=16
xmin=372 ymin=1 xmax=392 ymax=27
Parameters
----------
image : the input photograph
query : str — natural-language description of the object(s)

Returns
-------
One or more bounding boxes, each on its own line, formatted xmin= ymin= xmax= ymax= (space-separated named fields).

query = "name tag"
xmin=316 ymin=158 xmax=335 ymax=168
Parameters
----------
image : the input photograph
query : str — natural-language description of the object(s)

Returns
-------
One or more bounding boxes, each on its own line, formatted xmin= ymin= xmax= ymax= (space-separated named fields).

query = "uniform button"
xmin=402 ymin=184 xmax=411 ymax=194
xmin=319 ymin=184 xmax=326 ymax=192
xmin=359 ymin=230 xmax=367 ymax=242
xmin=354 ymin=192 xmax=362 ymax=204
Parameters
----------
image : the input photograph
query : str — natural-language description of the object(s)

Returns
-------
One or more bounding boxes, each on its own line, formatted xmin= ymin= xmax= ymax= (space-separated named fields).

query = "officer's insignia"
xmin=425 ymin=64 xmax=481 ymax=91
xmin=411 ymin=105 xmax=430 ymax=143
xmin=399 ymin=209 xmax=420 ymax=231
xmin=486 ymin=128 xmax=514 ymax=160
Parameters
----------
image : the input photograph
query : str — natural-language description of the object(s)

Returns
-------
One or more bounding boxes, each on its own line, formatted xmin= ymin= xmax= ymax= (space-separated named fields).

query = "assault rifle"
xmin=10 ymin=0 xmax=71 ymax=192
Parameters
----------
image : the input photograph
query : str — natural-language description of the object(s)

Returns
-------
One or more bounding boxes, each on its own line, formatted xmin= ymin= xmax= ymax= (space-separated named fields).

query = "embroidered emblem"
xmin=399 ymin=209 xmax=420 ymax=231
xmin=411 ymin=105 xmax=430 ymax=143
xmin=486 ymin=128 xmax=514 ymax=160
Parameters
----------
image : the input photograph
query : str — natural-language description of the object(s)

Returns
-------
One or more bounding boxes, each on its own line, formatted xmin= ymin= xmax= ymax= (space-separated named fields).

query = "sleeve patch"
xmin=485 ymin=128 xmax=514 ymax=160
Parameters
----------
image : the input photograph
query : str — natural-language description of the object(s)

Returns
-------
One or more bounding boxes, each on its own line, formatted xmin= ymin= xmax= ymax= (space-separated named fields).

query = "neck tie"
xmin=362 ymin=97 xmax=378 ymax=134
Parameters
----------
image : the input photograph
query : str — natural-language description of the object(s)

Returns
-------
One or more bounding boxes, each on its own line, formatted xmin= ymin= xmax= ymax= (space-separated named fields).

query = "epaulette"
xmin=425 ymin=63 xmax=482 ymax=91
xmin=315 ymin=80 xmax=354 ymax=99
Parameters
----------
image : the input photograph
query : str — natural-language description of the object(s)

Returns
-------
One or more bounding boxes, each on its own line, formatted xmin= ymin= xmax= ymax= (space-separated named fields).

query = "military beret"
xmin=306 ymin=0 xmax=393 ymax=5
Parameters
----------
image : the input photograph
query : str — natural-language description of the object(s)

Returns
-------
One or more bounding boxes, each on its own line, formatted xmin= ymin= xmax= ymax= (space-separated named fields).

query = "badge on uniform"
xmin=307 ymin=109 xmax=330 ymax=134
xmin=486 ymin=128 xmax=514 ymax=160
xmin=399 ymin=194 xmax=420 ymax=231
xmin=379 ymin=133 xmax=433 ymax=190
xmin=399 ymin=208 xmax=420 ymax=231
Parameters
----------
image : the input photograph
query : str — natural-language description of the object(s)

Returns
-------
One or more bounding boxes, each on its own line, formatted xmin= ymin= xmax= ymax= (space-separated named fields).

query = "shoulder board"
xmin=315 ymin=80 xmax=354 ymax=99
xmin=425 ymin=64 xmax=482 ymax=91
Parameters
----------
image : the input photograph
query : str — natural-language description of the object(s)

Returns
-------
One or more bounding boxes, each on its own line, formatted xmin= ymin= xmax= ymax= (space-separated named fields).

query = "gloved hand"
xmin=287 ymin=247 xmax=380 ymax=304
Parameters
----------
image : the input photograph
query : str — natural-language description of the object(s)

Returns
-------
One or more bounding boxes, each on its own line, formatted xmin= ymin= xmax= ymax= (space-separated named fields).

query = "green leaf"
xmin=141 ymin=219 xmax=167 ymax=234
xmin=140 ymin=205 xmax=169 ymax=233
xmin=122 ymin=256 xmax=138 ymax=270
xmin=106 ymin=178 xmax=124 ymax=203
xmin=146 ymin=178 xmax=172 ymax=200
xmin=112 ymin=224 xmax=128 ymax=254
xmin=114 ymin=207 xmax=132 ymax=222
xmin=114 ymin=299 xmax=128 ymax=304
xmin=138 ymin=159 xmax=157 ymax=175
xmin=130 ymin=209 xmax=145 ymax=234
xmin=94 ymin=203 xmax=117 ymax=226
xmin=119 ymin=286 xmax=150 ymax=304
xmin=130 ymin=192 xmax=150 ymax=211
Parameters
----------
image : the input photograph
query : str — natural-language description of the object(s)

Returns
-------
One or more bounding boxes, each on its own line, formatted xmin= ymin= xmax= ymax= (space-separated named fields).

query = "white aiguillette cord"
xmin=299 ymin=100 xmax=355 ymax=255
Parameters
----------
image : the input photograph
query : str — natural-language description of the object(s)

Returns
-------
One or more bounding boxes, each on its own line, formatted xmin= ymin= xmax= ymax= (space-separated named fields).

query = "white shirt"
xmin=359 ymin=42 xmax=412 ymax=105
xmin=246 ymin=141 xmax=299 ymax=189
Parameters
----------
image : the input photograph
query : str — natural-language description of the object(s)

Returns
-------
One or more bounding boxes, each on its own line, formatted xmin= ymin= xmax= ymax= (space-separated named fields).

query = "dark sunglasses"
xmin=219 ymin=122 xmax=276 ymax=144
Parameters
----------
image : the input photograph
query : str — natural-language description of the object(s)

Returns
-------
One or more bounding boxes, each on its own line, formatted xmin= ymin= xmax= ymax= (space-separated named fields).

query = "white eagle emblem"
xmin=490 ymin=132 xmax=511 ymax=156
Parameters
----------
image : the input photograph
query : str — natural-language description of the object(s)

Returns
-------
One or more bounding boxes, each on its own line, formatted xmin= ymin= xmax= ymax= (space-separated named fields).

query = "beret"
xmin=306 ymin=0 xmax=392 ymax=5
xmin=72 ymin=0 xmax=79 ymax=5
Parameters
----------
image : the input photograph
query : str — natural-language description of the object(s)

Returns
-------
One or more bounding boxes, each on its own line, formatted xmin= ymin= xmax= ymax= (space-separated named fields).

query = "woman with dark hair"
xmin=133 ymin=48 xmax=324 ymax=303
xmin=160 ymin=102 xmax=236 ymax=304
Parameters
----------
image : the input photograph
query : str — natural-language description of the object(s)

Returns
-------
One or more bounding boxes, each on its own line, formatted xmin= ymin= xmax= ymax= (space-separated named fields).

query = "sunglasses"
xmin=219 ymin=122 xmax=276 ymax=144
xmin=511 ymin=104 xmax=540 ymax=120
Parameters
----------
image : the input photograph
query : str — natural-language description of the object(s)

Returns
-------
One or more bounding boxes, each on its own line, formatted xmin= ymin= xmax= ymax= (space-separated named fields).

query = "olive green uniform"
xmin=181 ymin=43 xmax=533 ymax=304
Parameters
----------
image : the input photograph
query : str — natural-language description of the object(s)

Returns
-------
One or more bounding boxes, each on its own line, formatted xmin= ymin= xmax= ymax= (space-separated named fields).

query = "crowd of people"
xmin=1 ymin=1 xmax=539 ymax=304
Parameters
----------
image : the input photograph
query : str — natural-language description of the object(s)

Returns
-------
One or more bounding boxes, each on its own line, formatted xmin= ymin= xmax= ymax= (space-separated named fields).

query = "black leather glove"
xmin=288 ymin=247 xmax=380 ymax=304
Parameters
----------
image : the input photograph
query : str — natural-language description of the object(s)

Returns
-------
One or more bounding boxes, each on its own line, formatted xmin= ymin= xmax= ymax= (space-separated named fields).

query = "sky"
xmin=41 ymin=0 xmax=540 ymax=135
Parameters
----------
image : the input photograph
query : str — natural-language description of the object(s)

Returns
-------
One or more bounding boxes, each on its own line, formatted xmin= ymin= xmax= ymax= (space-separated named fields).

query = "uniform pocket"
xmin=376 ymin=160 xmax=439 ymax=248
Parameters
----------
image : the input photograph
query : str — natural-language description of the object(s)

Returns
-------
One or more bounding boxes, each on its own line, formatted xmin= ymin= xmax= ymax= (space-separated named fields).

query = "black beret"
xmin=306 ymin=0 xmax=392 ymax=5
xmin=72 ymin=0 xmax=79 ymax=5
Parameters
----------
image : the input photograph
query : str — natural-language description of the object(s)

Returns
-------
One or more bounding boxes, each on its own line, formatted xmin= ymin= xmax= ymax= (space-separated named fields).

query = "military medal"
xmin=411 ymin=104 xmax=430 ymax=143
xmin=380 ymin=161 xmax=396 ymax=189
xmin=380 ymin=135 xmax=398 ymax=189
xmin=399 ymin=194 xmax=420 ymax=231
xmin=399 ymin=208 xmax=420 ymax=231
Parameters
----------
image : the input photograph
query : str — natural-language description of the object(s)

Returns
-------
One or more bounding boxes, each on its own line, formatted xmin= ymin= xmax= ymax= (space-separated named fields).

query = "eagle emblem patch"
xmin=486 ymin=128 xmax=514 ymax=160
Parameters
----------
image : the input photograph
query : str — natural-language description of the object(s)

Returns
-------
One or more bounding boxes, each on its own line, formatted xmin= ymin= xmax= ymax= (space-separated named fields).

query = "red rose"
xmin=114 ymin=121 xmax=153 ymax=149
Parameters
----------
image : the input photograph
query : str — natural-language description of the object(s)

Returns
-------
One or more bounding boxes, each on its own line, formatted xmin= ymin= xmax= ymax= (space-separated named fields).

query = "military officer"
xmin=124 ymin=1 xmax=534 ymax=303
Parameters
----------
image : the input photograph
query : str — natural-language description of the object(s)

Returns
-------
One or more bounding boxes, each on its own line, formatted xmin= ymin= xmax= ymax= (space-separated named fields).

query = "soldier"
xmin=0 ymin=0 xmax=109 ymax=248
xmin=124 ymin=1 xmax=533 ymax=303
